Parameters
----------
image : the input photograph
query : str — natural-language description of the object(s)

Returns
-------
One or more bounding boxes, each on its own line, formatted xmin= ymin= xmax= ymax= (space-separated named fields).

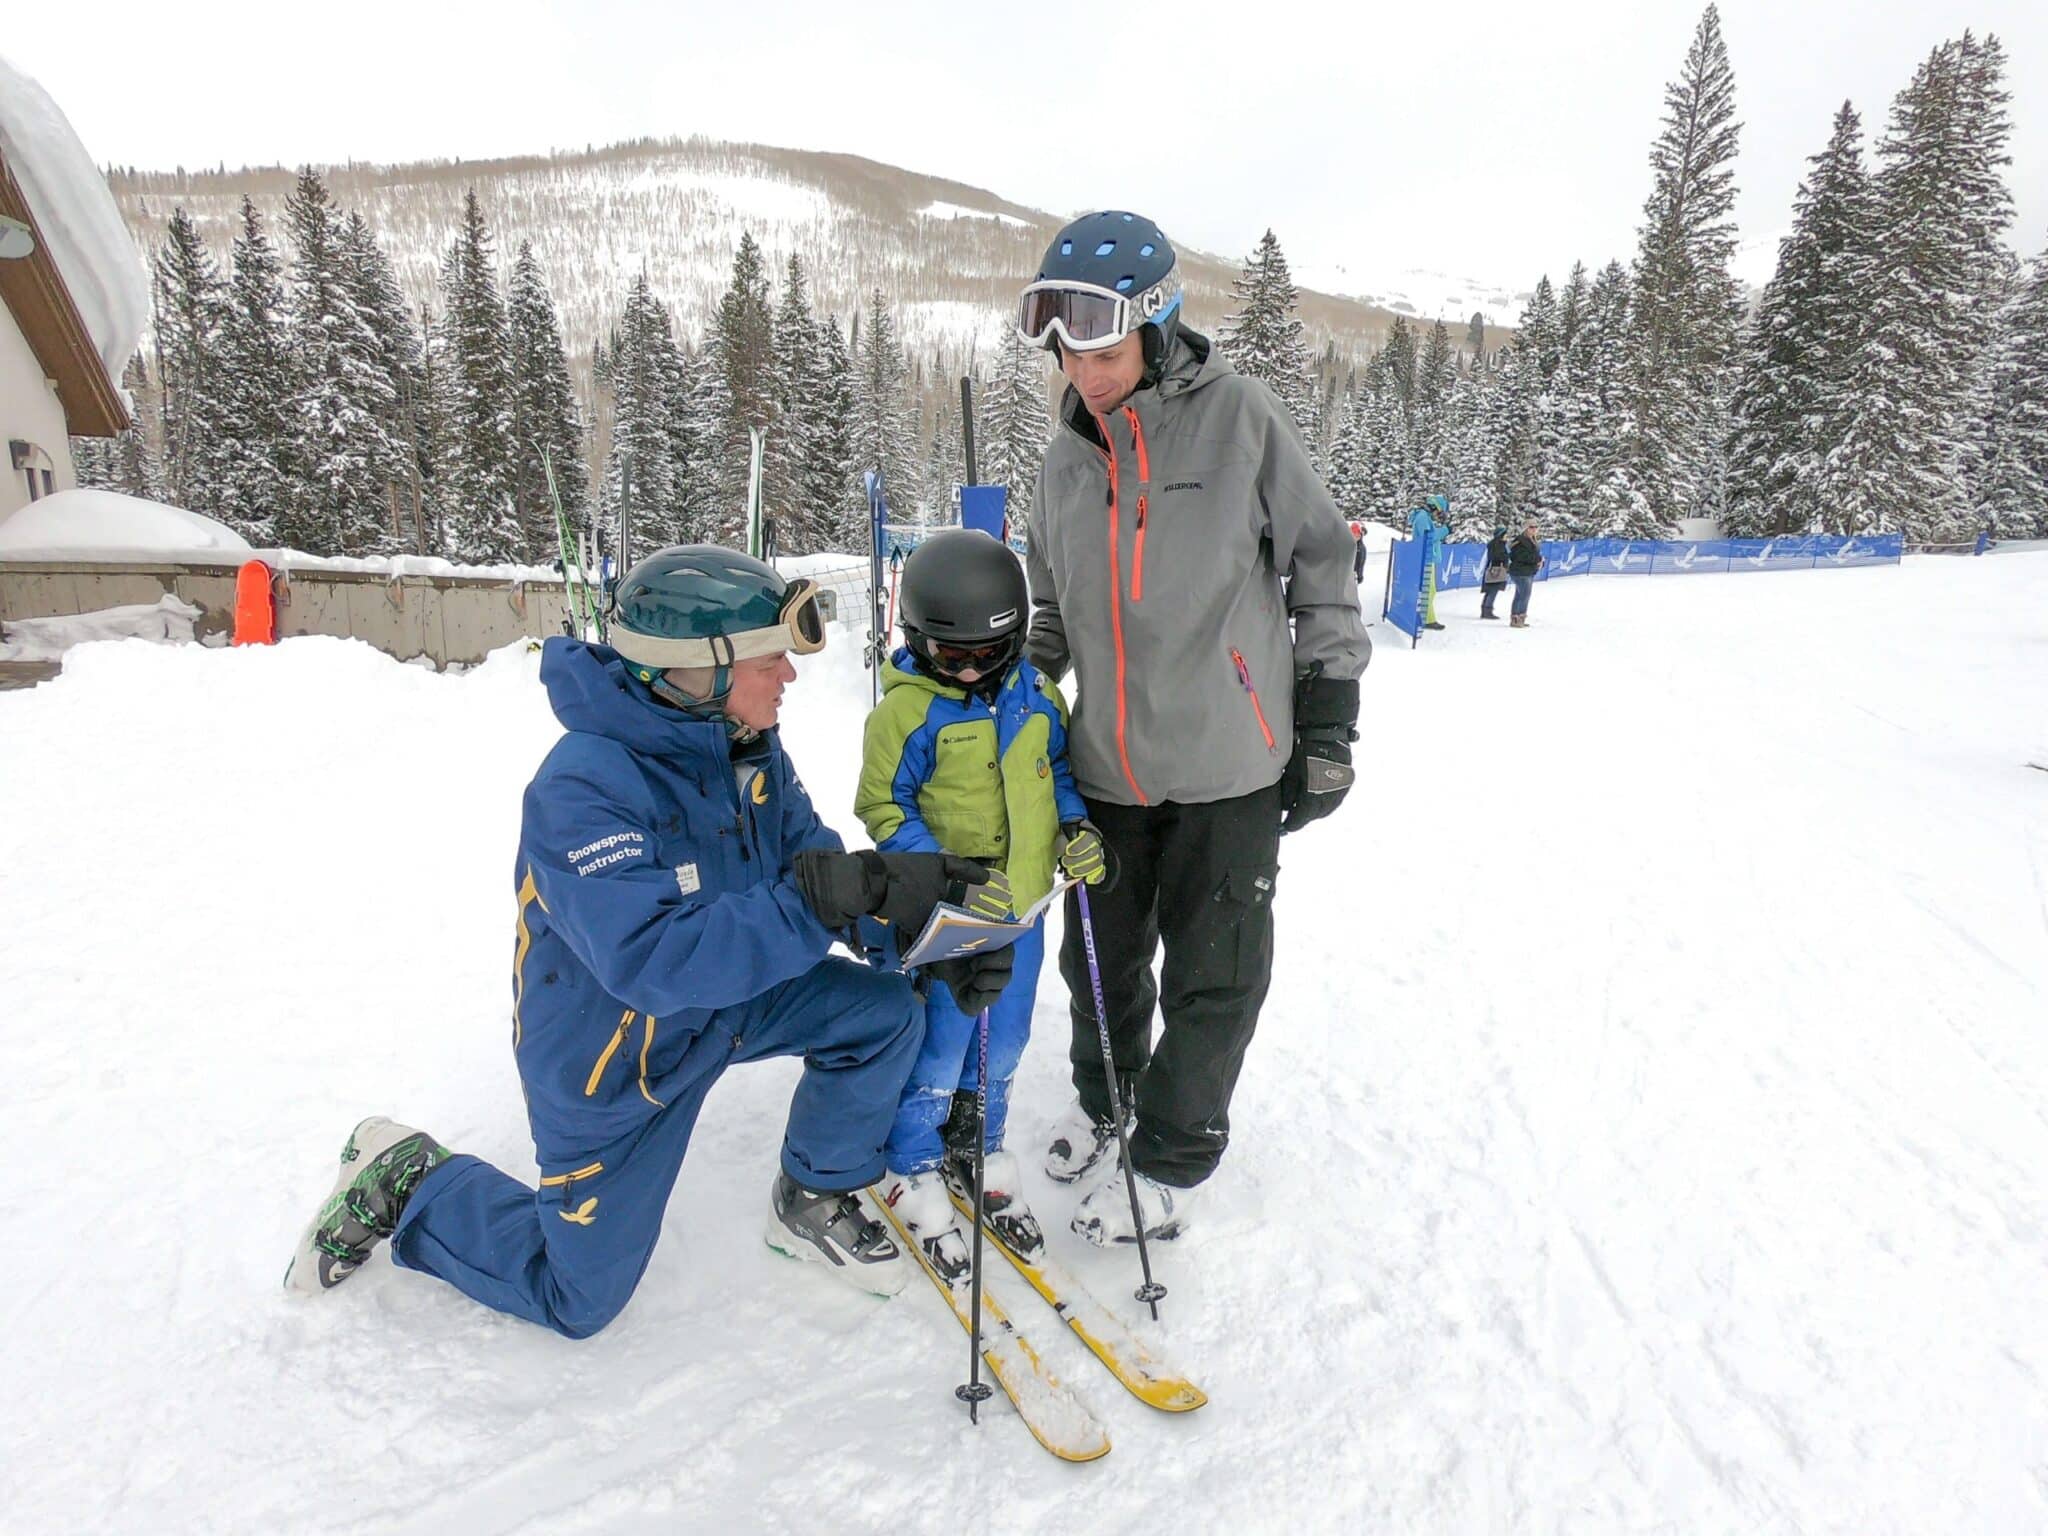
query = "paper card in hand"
xmin=897 ymin=876 xmax=1078 ymax=969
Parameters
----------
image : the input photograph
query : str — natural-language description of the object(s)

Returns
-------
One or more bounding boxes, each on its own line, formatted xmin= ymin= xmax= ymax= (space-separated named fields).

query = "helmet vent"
xmin=1140 ymin=243 xmax=1156 ymax=257
xmin=1059 ymin=239 xmax=1073 ymax=255
xmin=1094 ymin=240 xmax=1116 ymax=256
xmin=1115 ymin=276 xmax=1134 ymax=291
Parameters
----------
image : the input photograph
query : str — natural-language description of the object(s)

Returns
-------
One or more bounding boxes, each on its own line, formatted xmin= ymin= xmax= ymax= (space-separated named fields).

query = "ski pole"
xmin=1075 ymin=884 xmax=1168 ymax=1319
xmin=954 ymin=1006 xmax=994 ymax=1424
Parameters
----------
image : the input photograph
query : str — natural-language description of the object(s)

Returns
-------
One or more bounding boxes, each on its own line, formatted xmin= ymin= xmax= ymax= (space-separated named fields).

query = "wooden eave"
xmin=0 ymin=146 xmax=129 ymax=437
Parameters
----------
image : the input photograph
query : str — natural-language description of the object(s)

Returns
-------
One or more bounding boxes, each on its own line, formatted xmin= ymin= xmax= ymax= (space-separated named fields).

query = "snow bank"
xmin=0 ymin=487 xmax=253 ymax=560
xmin=0 ymin=55 xmax=149 ymax=383
xmin=0 ymin=593 xmax=200 ymax=660
xmin=266 ymin=551 xmax=565 ymax=584
xmin=3 ymin=557 xmax=2046 ymax=1530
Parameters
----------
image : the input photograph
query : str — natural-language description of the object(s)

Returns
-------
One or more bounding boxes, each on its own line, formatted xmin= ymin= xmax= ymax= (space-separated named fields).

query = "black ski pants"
xmin=1061 ymin=782 xmax=1281 ymax=1188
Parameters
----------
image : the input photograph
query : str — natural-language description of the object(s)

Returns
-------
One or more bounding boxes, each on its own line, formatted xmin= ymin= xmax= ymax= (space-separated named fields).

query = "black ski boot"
xmin=766 ymin=1172 xmax=906 ymax=1297
xmin=285 ymin=1117 xmax=451 ymax=1294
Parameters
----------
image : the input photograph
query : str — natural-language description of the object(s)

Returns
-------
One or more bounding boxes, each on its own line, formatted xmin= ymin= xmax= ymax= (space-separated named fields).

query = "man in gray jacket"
xmin=1016 ymin=211 xmax=1370 ymax=1244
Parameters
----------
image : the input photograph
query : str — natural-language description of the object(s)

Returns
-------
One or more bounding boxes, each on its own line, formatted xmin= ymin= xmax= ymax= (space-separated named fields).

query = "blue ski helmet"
xmin=1021 ymin=211 xmax=1182 ymax=372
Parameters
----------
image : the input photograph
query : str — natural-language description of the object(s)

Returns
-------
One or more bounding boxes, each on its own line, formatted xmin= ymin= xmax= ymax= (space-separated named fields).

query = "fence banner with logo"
xmin=1433 ymin=534 xmax=1902 ymax=592
xmin=1386 ymin=535 xmax=1425 ymax=642
xmin=959 ymin=484 xmax=1008 ymax=543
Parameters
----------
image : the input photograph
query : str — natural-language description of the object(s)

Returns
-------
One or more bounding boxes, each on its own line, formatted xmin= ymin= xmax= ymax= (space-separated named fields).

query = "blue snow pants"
xmin=884 ymin=924 xmax=1045 ymax=1174
xmin=389 ymin=957 xmax=919 ymax=1339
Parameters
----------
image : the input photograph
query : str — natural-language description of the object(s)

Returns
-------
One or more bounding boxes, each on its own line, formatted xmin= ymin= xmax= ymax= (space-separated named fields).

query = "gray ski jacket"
xmin=1024 ymin=328 xmax=1370 ymax=806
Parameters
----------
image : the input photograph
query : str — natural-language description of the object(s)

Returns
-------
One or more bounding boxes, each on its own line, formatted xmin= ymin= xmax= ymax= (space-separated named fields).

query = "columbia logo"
xmin=1161 ymin=480 xmax=1203 ymax=493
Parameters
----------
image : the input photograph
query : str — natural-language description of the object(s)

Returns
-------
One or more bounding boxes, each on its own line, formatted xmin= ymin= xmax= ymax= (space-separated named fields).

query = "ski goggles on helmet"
xmin=611 ymin=579 xmax=826 ymax=671
xmin=1017 ymin=275 xmax=1182 ymax=353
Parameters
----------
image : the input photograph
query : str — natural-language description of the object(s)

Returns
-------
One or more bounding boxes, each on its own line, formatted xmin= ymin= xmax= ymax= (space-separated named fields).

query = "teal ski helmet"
xmin=608 ymin=545 xmax=824 ymax=726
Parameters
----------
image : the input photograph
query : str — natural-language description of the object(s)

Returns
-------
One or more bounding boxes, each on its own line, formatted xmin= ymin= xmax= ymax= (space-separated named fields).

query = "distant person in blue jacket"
xmin=1409 ymin=495 xmax=1450 ymax=630
xmin=285 ymin=546 xmax=1012 ymax=1337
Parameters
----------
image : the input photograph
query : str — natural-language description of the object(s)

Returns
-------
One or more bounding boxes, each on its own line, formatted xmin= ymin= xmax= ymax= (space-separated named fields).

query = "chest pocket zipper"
xmin=1123 ymin=405 xmax=1151 ymax=603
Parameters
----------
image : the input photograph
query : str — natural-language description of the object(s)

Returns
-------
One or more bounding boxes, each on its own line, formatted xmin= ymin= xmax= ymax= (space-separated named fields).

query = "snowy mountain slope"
xmin=107 ymin=137 xmax=1443 ymax=371
xmin=1290 ymin=257 xmax=1531 ymax=328
xmin=2 ymin=556 xmax=2045 ymax=1532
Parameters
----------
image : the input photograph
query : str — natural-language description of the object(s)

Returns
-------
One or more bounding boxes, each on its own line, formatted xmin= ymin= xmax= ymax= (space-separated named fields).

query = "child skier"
xmin=857 ymin=530 xmax=1108 ymax=1279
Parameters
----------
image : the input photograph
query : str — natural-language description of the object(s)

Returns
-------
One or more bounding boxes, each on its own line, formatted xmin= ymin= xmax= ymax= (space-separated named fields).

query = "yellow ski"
xmin=950 ymin=1190 xmax=1207 ymax=1414
xmin=869 ymin=1188 xmax=1111 ymax=1463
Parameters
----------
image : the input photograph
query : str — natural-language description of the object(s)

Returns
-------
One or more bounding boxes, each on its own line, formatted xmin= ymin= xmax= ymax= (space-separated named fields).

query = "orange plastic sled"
xmin=233 ymin=560 xmax=276 ymax=645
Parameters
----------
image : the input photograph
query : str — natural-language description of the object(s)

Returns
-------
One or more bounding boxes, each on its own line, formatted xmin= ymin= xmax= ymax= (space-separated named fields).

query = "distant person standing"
xmin=1408 ymin=496 xmax=1449 ymax=630
xmin=1351 ymin=522 xmax=1368 ymax=584
xmin=1508 ymin=519 xmax=1544 ymax=628
xmin=1479 ymin=525 xmax=1510 ymax=620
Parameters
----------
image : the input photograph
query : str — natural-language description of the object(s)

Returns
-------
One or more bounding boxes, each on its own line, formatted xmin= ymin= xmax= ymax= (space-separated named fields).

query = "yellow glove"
xmin=1058 ymin=821 xmax=1109 ymax=885
xmin=960 ymin=866 xmax=1013 ymax=920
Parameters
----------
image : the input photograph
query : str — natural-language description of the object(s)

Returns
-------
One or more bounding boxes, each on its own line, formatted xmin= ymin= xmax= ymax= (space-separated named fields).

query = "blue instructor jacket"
xmin=511 ymin=638 xmax=843 ymax=1166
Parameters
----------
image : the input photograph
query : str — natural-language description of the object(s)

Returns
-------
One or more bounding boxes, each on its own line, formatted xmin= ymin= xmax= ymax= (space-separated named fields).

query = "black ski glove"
xmin=792 ymin=849 xmax=991 ymax=935
xmin=1279 ymin=670 xmax=1360 ymax=836
xmin=928 ymin=943 xmax=1016 ymax=1015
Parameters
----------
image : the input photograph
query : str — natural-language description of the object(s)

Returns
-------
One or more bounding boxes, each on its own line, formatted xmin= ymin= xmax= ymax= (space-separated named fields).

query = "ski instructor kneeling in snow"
xmin=286 ymin=546 xmax=1013 ymax=1336
xmin=1019 ymin=212 xmax=1370 ymax=1243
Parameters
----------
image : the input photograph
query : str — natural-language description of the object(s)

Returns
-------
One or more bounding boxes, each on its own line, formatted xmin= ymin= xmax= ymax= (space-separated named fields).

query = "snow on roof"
xmin=0 ymin=55 xmax=150 ymax=384
xmin=0 ymin=489 xmax=575 ymax=581
xmin=0 ymin=488 xmax=254 ymax=561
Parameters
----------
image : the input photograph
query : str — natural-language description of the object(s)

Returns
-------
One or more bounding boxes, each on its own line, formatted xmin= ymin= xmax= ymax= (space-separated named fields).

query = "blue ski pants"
xmin=389 ymin=957 xmax=920 ymax=1339
xmin=884 ymin=924 xmax=1045 ymax=1174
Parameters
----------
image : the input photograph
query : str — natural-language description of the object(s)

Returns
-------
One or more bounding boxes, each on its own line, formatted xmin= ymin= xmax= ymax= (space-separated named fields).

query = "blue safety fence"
xmin=1431 ymin=533 xmax=1903 ymax=592
xmin=1385 ymin=531 xmax=1426 ymax=642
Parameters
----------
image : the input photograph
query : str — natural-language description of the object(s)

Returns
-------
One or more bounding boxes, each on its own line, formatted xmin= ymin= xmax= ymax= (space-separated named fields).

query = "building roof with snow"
xmin=0 ymin=55 xmax=146 ymax=438
xmin=0 ymin=487 xmax=253 ymax=561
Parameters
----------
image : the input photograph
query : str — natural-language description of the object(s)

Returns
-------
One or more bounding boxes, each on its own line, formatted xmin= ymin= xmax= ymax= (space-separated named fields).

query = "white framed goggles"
xmin=1017 ymin=274 xmax=1182 ymax=353
xmin=611 ymin=579 xmax=826 ymax=670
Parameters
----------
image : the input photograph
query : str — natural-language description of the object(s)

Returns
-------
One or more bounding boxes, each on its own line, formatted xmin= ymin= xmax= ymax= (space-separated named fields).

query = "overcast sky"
xmin=10 ymin=0 xmax=2046 ymax=298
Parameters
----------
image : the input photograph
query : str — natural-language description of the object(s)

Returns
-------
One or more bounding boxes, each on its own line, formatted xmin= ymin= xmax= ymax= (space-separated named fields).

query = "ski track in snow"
xmin=2 ymin=557 xmax=2045 ymax=1534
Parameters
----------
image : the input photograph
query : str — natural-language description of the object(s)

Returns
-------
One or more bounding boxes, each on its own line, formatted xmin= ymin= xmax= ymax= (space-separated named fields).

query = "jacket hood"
xmin=540 ymin=636 xmax=736 ymax=762
xmin=1059 ymin=326 xmax=1233 ymax=441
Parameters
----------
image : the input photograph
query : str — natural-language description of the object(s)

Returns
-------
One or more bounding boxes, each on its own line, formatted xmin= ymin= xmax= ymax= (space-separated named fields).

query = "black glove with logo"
xmin=792 ymin=849 xmax=991 ymax=935
xmin=1279 ymin=669 xmax=1359 ymax=835
xmin=928 ymin=943 xmax=1017 ymax=1015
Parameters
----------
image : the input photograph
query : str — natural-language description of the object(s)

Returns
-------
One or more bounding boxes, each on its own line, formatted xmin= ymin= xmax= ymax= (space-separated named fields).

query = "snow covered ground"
xmin=2 ymin=555 xmax=2045 ymax=1533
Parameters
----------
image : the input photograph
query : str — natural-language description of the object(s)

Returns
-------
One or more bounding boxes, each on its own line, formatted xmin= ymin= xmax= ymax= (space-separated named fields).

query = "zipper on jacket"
xmin=1230 ymin=648 xmax=1279 ymax=754
xmin=637 ymin=1014 xmax=665 ymax=1107
xmin=584 ymin=1009 xmax=636 ymax=1096
xmin=1123 ymin=406 xmax=1151 ymax=603
xmin=1096 ymin=414 xmax=1148 ymax=805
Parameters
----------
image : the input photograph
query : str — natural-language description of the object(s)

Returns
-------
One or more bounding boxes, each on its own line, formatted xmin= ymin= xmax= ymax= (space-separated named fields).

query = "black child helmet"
xmin=897 ymin=529 xmax=1028 ymax=692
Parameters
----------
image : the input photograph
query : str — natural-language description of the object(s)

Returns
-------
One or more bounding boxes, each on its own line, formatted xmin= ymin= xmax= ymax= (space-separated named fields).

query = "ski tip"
xmin=1040 ymin=1431 xmax=1114 ymax=1463
xmin=1150 ymin=1382 xmax=1208 ymax=1413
